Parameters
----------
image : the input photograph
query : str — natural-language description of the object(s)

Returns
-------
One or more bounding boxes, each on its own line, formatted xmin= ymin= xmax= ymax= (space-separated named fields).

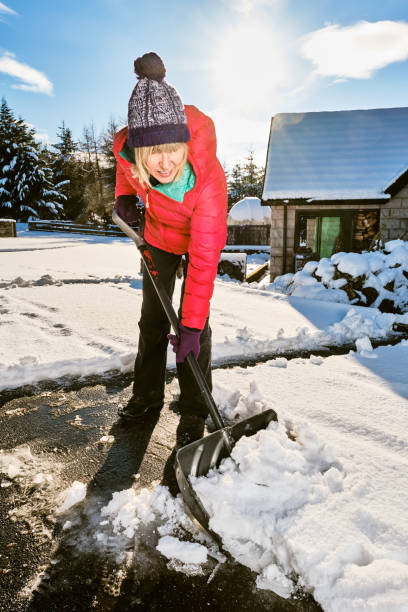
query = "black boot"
xmin=176 ymin=414 xmax=205 ymax=449
xmin=118 ymin=395 xmax=162 ymax=420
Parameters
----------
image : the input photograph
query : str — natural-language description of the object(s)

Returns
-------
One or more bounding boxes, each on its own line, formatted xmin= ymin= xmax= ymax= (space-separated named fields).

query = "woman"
xmin=113 ymin=52 xmax=227 ymax=448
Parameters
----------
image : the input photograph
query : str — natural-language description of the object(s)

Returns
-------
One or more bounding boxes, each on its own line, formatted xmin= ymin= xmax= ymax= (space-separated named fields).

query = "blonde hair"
xmin=131 ymin=142 xmax=188 ymax=189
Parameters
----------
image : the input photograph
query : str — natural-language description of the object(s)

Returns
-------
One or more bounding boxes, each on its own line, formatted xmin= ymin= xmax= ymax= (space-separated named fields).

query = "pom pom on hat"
xmin=134 ymin=52 xmax=166 ymax=83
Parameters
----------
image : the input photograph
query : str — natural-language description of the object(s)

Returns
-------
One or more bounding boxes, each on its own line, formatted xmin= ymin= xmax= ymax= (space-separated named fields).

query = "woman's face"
xmin=145 ymin=147 xmax=185 ymax=184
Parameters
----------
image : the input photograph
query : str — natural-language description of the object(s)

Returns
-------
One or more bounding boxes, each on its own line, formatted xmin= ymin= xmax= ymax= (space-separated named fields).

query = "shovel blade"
xmin=175 ymin=408 xmax=277 ymax=533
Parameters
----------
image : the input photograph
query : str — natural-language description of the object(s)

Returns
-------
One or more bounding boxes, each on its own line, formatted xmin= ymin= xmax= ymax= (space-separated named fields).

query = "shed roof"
xmin=262 ymin=106 xmax=408 ymax=204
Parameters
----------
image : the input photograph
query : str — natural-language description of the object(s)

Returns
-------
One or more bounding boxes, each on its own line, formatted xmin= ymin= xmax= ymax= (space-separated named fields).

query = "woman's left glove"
xmin=114 ymin=195 xmax=143 ymax=224
xmin=168 ymin=323 xmax=202 ymax=364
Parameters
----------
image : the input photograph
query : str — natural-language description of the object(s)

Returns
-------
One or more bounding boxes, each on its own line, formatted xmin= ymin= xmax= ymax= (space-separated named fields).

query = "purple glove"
xmin=168 ymin=323 xmax=202 ymax=364
xmin=114 ymin=195 xmax=143 ymax=224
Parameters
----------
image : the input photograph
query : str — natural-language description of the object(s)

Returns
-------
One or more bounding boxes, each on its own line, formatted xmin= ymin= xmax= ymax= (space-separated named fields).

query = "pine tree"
xmin=0 ymin=98 xmax=65 ymax=220
xmin=51 ymin=122 xmax=86 ymax=220
xmin=226 ymin=150 xmax=265 ymax=209
xmin=227 ymin=163 xmax=244 ymax=210
xmin=100 ymin=116 xmax=121 ymax=225
xmin=101 ymin=116 xmax=119 ymax=192
xmin=241 ymin=149 xmax=264 ymax=198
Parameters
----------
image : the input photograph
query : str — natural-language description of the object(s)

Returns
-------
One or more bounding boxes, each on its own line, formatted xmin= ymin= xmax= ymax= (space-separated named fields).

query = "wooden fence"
xmin=28 ymin=220 xmax=126 ymax=237
xmin=27 ymin=220 xmax=270 ymax=259
xmin=227 ymin=224 xmax=270 ymax=246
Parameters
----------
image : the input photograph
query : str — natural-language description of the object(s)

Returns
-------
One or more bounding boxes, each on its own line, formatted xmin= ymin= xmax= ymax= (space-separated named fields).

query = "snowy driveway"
xmin=1 ymin=229 xmax=408 ymax=611
xmin=0 ymin=228 xmax=401 ymax=391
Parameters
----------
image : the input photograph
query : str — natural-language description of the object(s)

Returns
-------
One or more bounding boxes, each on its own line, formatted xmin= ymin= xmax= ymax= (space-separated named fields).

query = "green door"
xmin=314 ymin=217 xmax=341 ymax=259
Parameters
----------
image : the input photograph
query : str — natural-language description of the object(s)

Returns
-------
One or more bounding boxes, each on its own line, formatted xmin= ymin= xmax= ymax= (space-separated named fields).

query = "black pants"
xmin=132 ymin=243 xmax=212 ymax=419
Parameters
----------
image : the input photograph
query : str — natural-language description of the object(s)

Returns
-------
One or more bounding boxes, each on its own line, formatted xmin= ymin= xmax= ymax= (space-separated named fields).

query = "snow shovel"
xmin=113 ymin=211 xmax=277 ymax=538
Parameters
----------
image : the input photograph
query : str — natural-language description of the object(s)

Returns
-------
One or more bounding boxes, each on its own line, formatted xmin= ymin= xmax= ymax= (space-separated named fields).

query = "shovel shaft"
xmin=113 ymin=211 xmax=227 ymax=433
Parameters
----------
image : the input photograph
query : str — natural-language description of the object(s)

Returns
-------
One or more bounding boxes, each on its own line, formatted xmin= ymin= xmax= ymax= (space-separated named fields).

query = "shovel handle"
xmin=113 ymin=211 xmax=226 ymax=432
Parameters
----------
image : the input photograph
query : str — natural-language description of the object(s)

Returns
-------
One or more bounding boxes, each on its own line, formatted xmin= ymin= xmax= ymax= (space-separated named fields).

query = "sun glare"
xmin=211 ymin=19 xmax=289 ymax=115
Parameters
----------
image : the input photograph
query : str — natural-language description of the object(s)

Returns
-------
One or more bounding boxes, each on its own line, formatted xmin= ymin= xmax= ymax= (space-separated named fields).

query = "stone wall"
xmin=0 ymin=219 xmax=16 ymax=238
xmin=380 ymin=185 xmax=408 ymax=242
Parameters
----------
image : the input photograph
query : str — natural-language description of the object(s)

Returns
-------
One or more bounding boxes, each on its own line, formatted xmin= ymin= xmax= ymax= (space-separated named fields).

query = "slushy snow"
xmin=156 ymin=535 xmax=208 ymax=565
xmin=58 ymin=481 xmax=87 ymax=513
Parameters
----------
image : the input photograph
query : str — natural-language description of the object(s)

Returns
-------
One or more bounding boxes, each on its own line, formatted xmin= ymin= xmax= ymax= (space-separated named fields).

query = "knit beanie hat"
xmin=128 ymin=52 xmax=190 ymax=148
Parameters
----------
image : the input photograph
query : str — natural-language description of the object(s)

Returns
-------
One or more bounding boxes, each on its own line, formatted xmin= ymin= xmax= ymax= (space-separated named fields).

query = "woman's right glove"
xmin=114 ymin=195 xmax=143 ymax=224
xmin=168 ymin=323 xmax=202 ymax=364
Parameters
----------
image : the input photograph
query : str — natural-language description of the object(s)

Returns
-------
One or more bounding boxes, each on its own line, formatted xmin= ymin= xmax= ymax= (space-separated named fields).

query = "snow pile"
xmin=0 ymin=273 xmax=135 ymax=290
xmin=227 ymin=197 xmax=270 ymax=226
xmin=157 ymin=535 xmax=208 ymax=564
xmin=93 ymin=351 xmax=408 ymax=610
xmin=272 ymin=241 xmax=408 ymax=313
xmin=96 ymin=483 xmax=219 ymax=574
xmin=211 ymin=380 xmax=270 ymax=422
xmin=99 ymin=484 xmax=194 ymax=542
xmin=58 ymin=481 xmax=87 ymax=513
xmin=219 ymin=307 xmax=397 ymax=366
xmin=206 ymin=347 xmax=408 ymax=611
xmin=93 ymin=351 xmax=408 ymax=611
xmin=193 ymin=420 xmax=341 ymax=598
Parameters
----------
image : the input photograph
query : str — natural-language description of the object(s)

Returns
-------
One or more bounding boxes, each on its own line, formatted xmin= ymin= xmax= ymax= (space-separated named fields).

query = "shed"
xmin=227 ymin=196 xmax=270 ymax=246
xmin=262 ymin=107 xmax=408 ymax=279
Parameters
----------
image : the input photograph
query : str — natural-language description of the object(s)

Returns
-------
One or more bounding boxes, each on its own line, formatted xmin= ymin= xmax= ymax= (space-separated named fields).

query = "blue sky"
xmin=1 ymin=0 xmax=408 ymax=166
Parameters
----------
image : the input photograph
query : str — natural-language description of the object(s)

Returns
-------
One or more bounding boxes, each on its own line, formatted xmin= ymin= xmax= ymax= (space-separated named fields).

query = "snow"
xmin=263 ymin=107 xmax=408 ymax=201
xmin=1 ymin=225 xmax=400 ymax=392
xmin=270 ymin=242 xmax=408 ymax=315
xmin=58 ymin=481 xmax=87 ymax=513
xmin=223 ymin=244 xmax=269 ymax=252
xmin=99 ymin=435 xmax=115 ymax=444
xmin=156 ymin=535 xmax=208 ymax=564
xmin=91 ymin=343 xmax=408 ymax=611
xmin=227 ymin=196 xmax=270 ymax=225
xmin=355 ymin=336 xmax=374 ymax=354
xmin=336 ymin=252 xmax=370 ymax=277
xmin=196 ymin=345 xmax=408 ymax=611
xmin=2 ymin=226 xmax=408 ymax=610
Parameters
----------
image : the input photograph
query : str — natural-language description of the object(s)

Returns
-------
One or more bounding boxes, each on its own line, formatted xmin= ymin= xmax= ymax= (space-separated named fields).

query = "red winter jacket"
xmin=113 ymin=105 xmax=227 ymax=330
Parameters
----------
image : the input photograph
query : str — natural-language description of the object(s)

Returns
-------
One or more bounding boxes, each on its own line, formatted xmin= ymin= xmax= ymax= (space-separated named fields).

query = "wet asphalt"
xmin=0 ymin=365 xmax=326 ymax=612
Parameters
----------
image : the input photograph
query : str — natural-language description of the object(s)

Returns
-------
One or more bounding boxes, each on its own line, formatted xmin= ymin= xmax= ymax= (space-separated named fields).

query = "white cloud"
xmin=0 ymin=2 xmax=17 ymax=15
xmin=222 ymin=0 xmax=279 ymax=14
xmin=0 ymin=51 xmax=53 ymax=95
xmin=301 ymin=20 xmax=408 ymax=79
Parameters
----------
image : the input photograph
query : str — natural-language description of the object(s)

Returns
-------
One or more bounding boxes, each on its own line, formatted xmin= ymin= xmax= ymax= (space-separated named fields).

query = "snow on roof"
xmin=262 ymin=107 xmax=408 ymax=202
xmin=228 ymin=197 xmax=270 ymax=226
